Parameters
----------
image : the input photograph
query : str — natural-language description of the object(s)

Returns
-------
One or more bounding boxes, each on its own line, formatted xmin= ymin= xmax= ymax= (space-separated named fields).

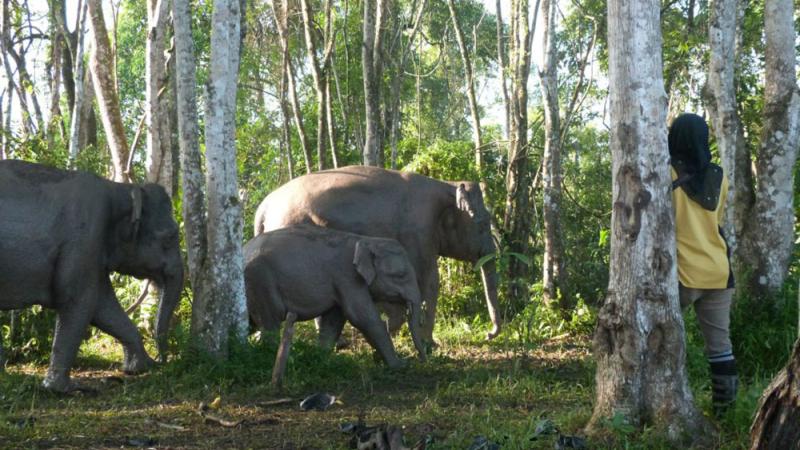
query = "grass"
xmin=0 ymin=315 xmax=784 ymax=449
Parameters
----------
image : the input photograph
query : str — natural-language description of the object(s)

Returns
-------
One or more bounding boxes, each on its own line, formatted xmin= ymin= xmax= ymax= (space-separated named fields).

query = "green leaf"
xmin=506 ymin=252 xmax=531 ymax=266
xmin=473 ymin=253 xmax=496 ymax=271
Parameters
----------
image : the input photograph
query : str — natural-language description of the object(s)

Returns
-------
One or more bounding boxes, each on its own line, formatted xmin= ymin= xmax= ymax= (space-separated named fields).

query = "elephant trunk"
xmin=154 ymin=263 xmax=184 ymax=363
xmin=480 ymin=261 xmax=502 ymax=340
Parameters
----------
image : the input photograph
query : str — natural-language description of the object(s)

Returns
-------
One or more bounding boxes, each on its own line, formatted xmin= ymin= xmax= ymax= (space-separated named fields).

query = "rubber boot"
xmin=710 ymin=358 xmax=737 ymax=416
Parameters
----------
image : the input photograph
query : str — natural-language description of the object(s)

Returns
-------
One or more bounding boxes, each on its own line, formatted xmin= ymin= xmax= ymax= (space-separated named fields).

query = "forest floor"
xmin=0 ymin=321 xmax=756 ymax=449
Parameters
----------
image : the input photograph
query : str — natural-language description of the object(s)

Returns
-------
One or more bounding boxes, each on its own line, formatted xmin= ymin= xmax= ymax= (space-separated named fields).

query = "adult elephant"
xmin=0 ymin=160 xmax=184 ymax=392
xmin=253 ymin=165 xmax=500 ymax=343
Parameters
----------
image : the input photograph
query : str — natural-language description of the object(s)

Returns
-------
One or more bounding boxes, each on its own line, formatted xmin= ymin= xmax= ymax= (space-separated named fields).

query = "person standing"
xmin=669 ymin=113 xmax=737 ymax=415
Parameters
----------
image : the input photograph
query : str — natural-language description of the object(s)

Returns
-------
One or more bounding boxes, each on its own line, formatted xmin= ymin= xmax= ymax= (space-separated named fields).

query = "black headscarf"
xmin=668 ymin=113 xmax=723 ymax=211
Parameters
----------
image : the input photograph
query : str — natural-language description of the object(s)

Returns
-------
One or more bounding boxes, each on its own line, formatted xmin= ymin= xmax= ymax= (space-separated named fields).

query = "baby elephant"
xmin=244 ymin=225 xmax=427 ymax=381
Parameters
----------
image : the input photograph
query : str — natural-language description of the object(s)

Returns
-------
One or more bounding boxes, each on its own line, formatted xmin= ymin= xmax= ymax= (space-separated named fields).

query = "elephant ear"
xmin=456 ymin=183 xmax=477 ymax=218
xmin=127 ymin=187 xmax=143 ymax=241
xmin=353 ymin=240 xmax=376 ymax=285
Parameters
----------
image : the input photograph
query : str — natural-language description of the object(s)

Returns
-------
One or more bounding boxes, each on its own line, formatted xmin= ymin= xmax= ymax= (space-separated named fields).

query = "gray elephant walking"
xmin=0 ymin=160 xmax=184 ymax=392
xmin=244 ymin=225 xmax=427 ymax=373
xmin=253 ymin=166 xmax=500 ymax=345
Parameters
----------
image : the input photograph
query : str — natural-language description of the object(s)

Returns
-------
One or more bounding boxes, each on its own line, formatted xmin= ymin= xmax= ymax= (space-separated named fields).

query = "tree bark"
xmin=278 ymin=45 xmax=294 ymax=179
xmin=68 ymin=0 xmax=89 ymax=164
xmin=446 ymin=0 xmax=482 ymax=170
xmin=299 ymin=0 xmax=333 ymax=171
xmin=173 ymin=0 xmax=207 ymax=308
xmin=362 ymin=0 xmax=385 ymax=166
xmin=496 ymin=0 xmax=510 ymax=140
xmin=145 ymin=0 xmax=174 ymax=196
xmin=271 ymin=0 xmax=312 ymax=173
xmin=587 ymin=0 xmax=710 ymax=441
xmin=750 ymin=338 xmax=800 ymax=449
xmin=539 ymin=0 xmax=566 ymax=307
xmin=190 ymin=0 xmax=248 ymax=359
xmin=87 ymin=0 xmax=130 ymax=182
xmin=704 ymin=0 xmax=752 ymax=271
xmin=738 ymin=0 xmax=800 ymax=296
xmin=503 ymin=0 xmax=537 ymax=303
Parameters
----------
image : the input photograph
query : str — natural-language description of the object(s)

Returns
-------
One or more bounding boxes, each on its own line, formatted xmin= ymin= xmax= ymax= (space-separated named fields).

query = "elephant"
xmin=253 ymin=165 xmax=500 ymax=345
xmin=244 ymin=224 xmax=427 ymax=371
xmin=0 ymin=160 xmax=184 ymax=392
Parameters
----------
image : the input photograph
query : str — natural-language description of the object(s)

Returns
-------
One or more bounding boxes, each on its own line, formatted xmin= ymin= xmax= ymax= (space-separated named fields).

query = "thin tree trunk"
xmin=587 ymin=0 xmax=710 ymax=441
xmin=191 ymin=0 xmax=248 ymax=358
xmin=446 ymin=0 xmax=482 ymax=169
xmin=325 ymin=77 xmax=338 ymax=168
xmin=145 ymin=0 xmax=174 ymax=195
xmin=704 ymin=0 xmax=752 ymax=273
xmin=738 ymin=0 xmax=800 ymax=296
xmin=271 ymin=0 xmax=312 ymax=173
xmin=278 ymin=47 xmax=294 ymax=179
xmin=539 ymin=0 xmax=566 ymax=307
xmin=299 ymin=0 xmax=333 ymax=171
xmin=87 ymin=0 xmax=130 ymax=182
xmin=503 ymin=0 xmax=537 ymax=303
xmin=387 ymin=0 xmax=426 ymax=169
xmin=496 ymin=0 xmax=510 ymax=140
xmin=47 ymin=7 xmax=64 ymax=151
xmin=362 ymin=0 xmax=385 ymax=166
xmin=173 ymin=0 xmax=207 ymax=304
xmin=68 ymin=0 xmax=89 ymax=164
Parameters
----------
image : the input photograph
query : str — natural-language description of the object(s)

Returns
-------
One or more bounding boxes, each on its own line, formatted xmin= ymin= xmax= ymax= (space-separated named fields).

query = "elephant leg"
xmin=419 ymin=266 xmax=440 ymax=344
xmin=317 ymin=307 xmax=346 ymax=351
xmin=91 ymin=283 xmax=154 ymax=374
xmin=339 ymin=291 xmax=403 ymax=368
xmin=44 ymin=303 xmax=94 ymax=392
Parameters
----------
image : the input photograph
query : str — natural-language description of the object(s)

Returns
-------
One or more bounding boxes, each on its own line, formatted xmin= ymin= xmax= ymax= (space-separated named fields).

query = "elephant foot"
xmin=42 ymin=373 xmax=96 ymax=395
xmin=122 ymin=352 xmax=155 ymax=375
xmin=385 ymin=356 xmax=408 ymax=370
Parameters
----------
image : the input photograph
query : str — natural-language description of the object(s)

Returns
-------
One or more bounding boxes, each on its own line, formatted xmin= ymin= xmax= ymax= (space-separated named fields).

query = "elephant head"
xmin=109 ymin=183 xmax=184 ymax=362
xmin=439 ymin=182 xmax=501 ymax=339
xmin=353 ymin=238 xmax=427 ymax=362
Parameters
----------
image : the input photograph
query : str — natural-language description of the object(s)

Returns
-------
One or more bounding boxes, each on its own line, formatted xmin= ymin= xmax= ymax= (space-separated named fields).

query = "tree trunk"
xmin=362 ymin=0 xmax=384 ymax=166
xmin=539 ymin=0 xmax=566 ymax=307
xmin=738 ymin=0 xmax=800 ymax=296
xmin=173 ymin=0 xmax=207 ymax=306
xmin=47 ymin=7 xmax=64 ymax=151
xmin=299 ymin=0 xmax=333 ymax=171
xmin=496 ymin=0 xmax=510 ymax=140
xmin=278 ymin=48 xmax=294 ymax=179
xmin=271 ymin=0 xmax=312 ymax=174
xmin=587 ymin=0 xmax=711 ymax=441
xmin=190 ymin=0 xmax=248 ymax=359
xmin=503 ymin=0 xmax=537 ymax=304
xmin=68 ymin=0 xmax=89 ymax=164
xmin=386 ymin=0 xmax=426 ymax=170
xmin=446 ymin=0 xmax=482 ymax=169
xmin=145 ymin=0 xmax=174 ymax=196
xmin=750 ymin=338 xmax=800 ymax=449
xmin=87 ymin=0 xmax=130 ymax=182
xmin=704 ymin=0 xmax=752 ymax=272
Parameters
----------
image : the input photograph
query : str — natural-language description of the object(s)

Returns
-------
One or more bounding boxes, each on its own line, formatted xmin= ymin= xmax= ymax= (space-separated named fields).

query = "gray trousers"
xmin=679 ymin=285 xmax=734 ymax=356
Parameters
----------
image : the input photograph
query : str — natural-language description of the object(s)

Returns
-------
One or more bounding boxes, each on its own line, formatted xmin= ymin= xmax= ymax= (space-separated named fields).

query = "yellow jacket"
xmin=671 ymin=167 xmax=731 ymax=289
